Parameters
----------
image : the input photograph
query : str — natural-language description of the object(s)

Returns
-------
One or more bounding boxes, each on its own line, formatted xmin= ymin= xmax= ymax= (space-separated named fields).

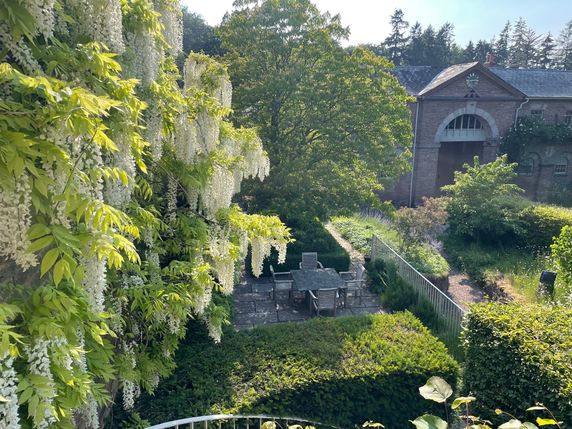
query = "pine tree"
xmin=404 ymin=22 xmax=424 ymax=65
xmin=509 ymin=17 xmax=539 ymax=68
xmin=462 ymin=41 xmax=476 ymax=62
xmin=384 ymin=8 xmax=409 ymax=65
xmin=434 ymin=22 xmax=455 ymax=67
xmin=495 ymin=21 xmax=511 ymax=66
xmin=538 ymin=33 xmax=556 ymax=68
xmin=421 ymin=25 xmax=437 ymax=65
xmin=474 ymin=39 xmax=492 ymax=62
xmin=556 ymin=19 xmax=572 ymax=70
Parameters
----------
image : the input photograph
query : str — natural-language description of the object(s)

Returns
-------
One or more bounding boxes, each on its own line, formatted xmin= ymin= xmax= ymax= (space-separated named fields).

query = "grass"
xmin=331 ymin=215 xmax=450 ymax=279
xmin=443 ymin=235 xmax=566 ymax=303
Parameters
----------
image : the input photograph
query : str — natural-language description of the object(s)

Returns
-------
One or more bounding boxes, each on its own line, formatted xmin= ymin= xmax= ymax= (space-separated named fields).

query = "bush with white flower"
xmin=0 ymin=1 xmax=290 ymax=428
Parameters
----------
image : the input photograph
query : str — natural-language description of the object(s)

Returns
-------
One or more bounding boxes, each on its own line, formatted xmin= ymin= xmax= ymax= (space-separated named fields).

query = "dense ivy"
xmin=0 ymin=1 xmax=290 ymax=428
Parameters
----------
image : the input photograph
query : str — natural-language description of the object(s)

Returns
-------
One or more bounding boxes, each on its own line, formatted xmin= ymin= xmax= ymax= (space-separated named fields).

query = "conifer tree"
xmin=509 ymin=17 xmax=539 ymax=68
xmin=538 ymin=33 xmax=556 ymax=68
xmin=404 ymin=22 xmax=424 ymax=65
xmin=495 ymin=21 xmax=511 ymax=66
xmin=474 ymin=39 xmax=492 ymax=63
xmin=556 ymin=19 xmax=572 ymax=70
xmin=384 ymin=8 xmax=409 ymax=66
xmin=462 ymin=41 xmax=476 ymax=62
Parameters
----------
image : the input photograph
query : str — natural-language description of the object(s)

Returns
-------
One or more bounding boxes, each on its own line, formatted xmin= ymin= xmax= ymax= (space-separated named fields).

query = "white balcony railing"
xmin=145 ymin=414 xmax=343 ymax=429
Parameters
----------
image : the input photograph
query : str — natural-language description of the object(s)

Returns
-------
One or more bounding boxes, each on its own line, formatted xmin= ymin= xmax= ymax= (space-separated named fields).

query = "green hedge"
xmin=516 ymin=204 xmax=572 ymax=248
xmin=246 ymin=217 xmax=350 ymax=276
xmin=463 ymin=303 xmax=572 ymax=423
xmin=136 ymin=314 xmax=460 ymax=429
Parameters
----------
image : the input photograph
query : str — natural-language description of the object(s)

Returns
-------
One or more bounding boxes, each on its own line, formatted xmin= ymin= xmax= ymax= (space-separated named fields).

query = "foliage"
xmin=246 ymin=217 xmax=350 ymax=276
xmin=500 ymin=116 xmax=572 ymax=163
xmin=134 ymin=313 xmax=460 ymax=429
xmin=218 ymin=0 xmax=413 ymax=219
xmin=365 ymin=259 xmax=443 ymax=334
xmin=394 ymin=197 xmax=448 ymax=251
xmin=412 ymin=376 xmax=562 ymax=429
xmin=552 ymin=225 xmax=572 ymax=291
xmin=516 ymin=204 xmax=572 ymax=249
xmin=0 ymin=1 xmax=290 ymax=428
xmin=462 ymin=303 xmax=572 ymax=424
xmin=442 ymin=156 xmax=524 ymax=244
xmin=331 ymin=215 xmax=450 ymax=279
xmin=181 ymin=8 xmax=222 ymax=57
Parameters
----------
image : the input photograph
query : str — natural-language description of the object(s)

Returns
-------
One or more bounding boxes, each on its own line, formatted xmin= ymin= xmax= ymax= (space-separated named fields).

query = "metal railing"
xmin=370 ymin=235 xmax=466 ymax=351
xmin=145 ymin=414 xmax=342 ymax=429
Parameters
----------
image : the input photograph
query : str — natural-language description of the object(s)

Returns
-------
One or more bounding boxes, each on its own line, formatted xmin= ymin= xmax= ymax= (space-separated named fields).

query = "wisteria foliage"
xmin=0 ymin=1 xmax=290 ymax=428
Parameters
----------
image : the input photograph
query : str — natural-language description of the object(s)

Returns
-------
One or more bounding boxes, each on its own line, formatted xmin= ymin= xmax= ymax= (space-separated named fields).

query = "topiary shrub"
xmin=135 ymin=314 xmax=460 ymax=429
xmin=462 ymin=303 xmax=572 ymax=424
xmin=516 ymin=204 xmax=572 ymax=248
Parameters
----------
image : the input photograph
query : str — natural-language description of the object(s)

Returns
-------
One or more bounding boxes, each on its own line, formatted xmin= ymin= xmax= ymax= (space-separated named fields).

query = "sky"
xmin=180 ymin=0 xmax=572 ymax=47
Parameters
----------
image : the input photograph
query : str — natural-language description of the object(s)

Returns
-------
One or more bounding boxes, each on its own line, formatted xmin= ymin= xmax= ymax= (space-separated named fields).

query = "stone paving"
xmin=233 ymin=275 xmax=385 ymax=331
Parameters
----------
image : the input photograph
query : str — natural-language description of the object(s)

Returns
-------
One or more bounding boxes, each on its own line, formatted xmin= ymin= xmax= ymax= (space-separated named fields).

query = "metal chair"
xmin=299 ymin=252 xmax=324 ymax=270
xmin=308 ymin=288 xmax=338 ymax=316
xmin=339 ymin=263 xmax=366 ymax=307
xmin=269 ymin=265 xmax=293 ymax=300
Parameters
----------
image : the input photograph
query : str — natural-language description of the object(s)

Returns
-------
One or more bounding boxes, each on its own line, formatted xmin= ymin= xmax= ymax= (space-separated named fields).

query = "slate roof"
xmin=393 ymin=63 xmax=572 ymax=98
xmin=489 ymin=67 xmax=572 ymax=98
xmin=417 ymin=62 xmax=479 ymax=96
xmin=391 ymin=66 xmax=442 ymax=95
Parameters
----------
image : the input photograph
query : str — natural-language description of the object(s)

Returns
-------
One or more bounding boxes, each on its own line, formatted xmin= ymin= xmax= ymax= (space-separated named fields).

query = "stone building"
xmin=383 ymin=60 xmax=572 ymax=206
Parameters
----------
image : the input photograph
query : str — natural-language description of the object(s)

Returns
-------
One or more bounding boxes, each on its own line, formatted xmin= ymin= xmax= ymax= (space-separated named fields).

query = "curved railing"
xmin=145 ymin=414 xmax=343 ymax=429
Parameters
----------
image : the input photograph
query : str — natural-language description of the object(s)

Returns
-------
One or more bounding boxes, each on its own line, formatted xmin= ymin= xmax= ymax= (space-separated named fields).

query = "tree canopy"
xmin=218 ymin=0 xmax=413 ymax=219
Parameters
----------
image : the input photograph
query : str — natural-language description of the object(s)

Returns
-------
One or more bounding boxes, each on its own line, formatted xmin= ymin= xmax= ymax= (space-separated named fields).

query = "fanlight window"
xmin=445 ymin=114 xmax=483 ymax=131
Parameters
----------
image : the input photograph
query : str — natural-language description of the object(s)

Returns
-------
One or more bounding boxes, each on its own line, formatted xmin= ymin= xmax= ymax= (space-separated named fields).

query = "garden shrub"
xmin=332 ymin=216 xmax=449 ymax=279
xmin=246 ymin=217 xmax=350 ymax=276
xmin=463 ymin=303 xmax=572 ymax=424
xmin=516 ymin=204 xmax=572 ymax=248
xmin=135 ymin=314 xmax=460 ymax=429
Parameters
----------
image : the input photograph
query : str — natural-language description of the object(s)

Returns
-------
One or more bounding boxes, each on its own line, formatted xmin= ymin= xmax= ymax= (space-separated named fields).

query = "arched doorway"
xmin=434 ymin=108 xmax=499 ymax=190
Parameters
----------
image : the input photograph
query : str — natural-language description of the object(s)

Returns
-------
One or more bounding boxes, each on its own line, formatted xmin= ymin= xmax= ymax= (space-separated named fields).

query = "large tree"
xmin=556 ymin=19 xmax=572 ymax=70
xmin=218 ymin=0 xmax=413 ymax=219
xmin=404 ymin=22 xmax=424 ymax=65
xmin=181 ymin=8 xmax=222 ymax=56
xmin=494 ymin=21 xmax=511 ymax=66
xmin=384 ymin=8 xmax=409 ymax=66
xmin=509 ymin=17 xmax=540 ymax=68
xmin=538 ymin=33 xmax=556 ymax=68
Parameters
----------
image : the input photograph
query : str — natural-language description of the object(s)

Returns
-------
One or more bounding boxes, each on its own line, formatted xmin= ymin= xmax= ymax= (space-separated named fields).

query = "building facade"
xmin=383 ymin=61 xmax=572 ymax=206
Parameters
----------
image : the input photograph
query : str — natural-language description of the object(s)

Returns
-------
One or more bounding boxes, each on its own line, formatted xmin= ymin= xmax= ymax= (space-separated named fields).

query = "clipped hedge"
xmin=463 ymin=303 xmax=572 ymax=423
xmin=246 ymin=217 xmax=350 ymax=276
xmin=516 ymin=204 xmax=572 ymax=248
xmin=136 ymin=314 xmax=460 ymax=429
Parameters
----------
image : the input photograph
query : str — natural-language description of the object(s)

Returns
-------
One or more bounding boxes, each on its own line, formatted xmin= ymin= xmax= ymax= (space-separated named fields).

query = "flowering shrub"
xmin=0 ymin=1 xmax=290 ymax=428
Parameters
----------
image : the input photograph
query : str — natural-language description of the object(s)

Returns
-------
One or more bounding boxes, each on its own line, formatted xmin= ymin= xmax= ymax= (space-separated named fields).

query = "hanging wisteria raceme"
xmin=0 ymin=1 xmax=290 ymax=427
xmin=0 ymin=173 xmax=37 ymax=271
xmin=25 ymin=339 xmax=57 ymax=429
xmin=0 ymin=354 xmax=20 ymax=429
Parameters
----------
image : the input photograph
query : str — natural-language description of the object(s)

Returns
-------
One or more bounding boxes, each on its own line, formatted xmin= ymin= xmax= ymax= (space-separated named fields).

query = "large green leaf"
xmin=410 ymin=415 xmax=448 ymax=429
xmin=419 ymin=376 xmax=453 ymax=403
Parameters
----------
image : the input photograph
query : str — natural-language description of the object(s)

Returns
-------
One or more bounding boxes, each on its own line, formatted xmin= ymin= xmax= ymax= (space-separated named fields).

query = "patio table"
xmin=291 ymin=268 xmax=346 ymax=310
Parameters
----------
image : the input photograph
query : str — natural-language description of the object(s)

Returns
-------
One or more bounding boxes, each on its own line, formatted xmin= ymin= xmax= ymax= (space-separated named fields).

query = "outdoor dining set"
xmin=269 ymin=252 xmax=367 ymax=317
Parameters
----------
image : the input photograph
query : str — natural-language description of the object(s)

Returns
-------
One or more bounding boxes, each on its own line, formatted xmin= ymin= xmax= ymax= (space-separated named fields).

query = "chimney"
xmin=484 ymin=52 xmax=495 ymax=67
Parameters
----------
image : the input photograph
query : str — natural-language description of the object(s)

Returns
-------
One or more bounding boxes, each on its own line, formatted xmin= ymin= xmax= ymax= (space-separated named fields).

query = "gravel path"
xmin=324 ymin=222 xmax=365 ymax=267
xmin=446 ymin=270 xmax=485 ymax=310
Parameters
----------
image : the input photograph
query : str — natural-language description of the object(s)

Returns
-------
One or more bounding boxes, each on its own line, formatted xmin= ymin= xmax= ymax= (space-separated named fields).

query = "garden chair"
xmin=339 ymin=263 xmax=366 ymax=307
xmin=308 ymin=288 xmax=338 ymax=317
xmin=269 ymin=265 xmax=293 ymax=300
xmin=299 ymin=252 xmax=324 ymax=270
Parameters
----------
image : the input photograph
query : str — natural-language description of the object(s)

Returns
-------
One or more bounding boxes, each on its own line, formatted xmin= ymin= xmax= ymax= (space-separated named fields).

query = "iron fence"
xmin=145 ymin=414 xmax=342 ymax=429
xmin=370 ymin=235 xmax=466 ymax=352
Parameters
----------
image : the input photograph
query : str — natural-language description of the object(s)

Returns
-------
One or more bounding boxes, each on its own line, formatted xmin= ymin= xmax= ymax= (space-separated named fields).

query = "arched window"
xmin=554 ymin=158 xmax=568 ymax=176
xmin=518 ymin=158 xmax=534 ymax=176
xmin=445 ymin=114 xmax=483 ymax=130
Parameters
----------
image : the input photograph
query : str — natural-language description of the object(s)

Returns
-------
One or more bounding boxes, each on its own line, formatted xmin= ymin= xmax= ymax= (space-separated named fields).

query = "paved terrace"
xmin=233 ymin=275 xmax=385 ymax=331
